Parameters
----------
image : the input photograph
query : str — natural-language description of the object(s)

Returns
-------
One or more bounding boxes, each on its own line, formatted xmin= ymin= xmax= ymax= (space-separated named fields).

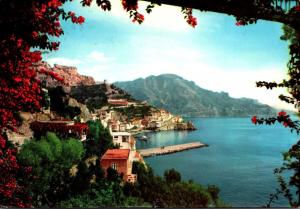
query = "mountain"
xmin=114 ymin=74 xmax=277 ymax=117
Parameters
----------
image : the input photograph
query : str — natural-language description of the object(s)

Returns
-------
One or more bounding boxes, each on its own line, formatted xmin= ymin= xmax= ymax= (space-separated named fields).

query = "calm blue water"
xmin=136 ymin=118 xmax=298 ymax=207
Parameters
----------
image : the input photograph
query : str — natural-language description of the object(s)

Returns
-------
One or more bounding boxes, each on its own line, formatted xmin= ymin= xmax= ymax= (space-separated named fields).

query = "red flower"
xmin=70 ymin=15 xmax=85 ymax=24
xmin=251 ymin=116 xmax=257 ymax=124
xmin=83 ymin=0 xmax=92 ymax=6
xmin=0 ymin=138 xmax=5 ymax=148
xmin=13 ymin=77 xmax=22 ymax=83
xmin=51 ymin=42 xmax=60 ymax=50
xmin=294 ymin=5 xmax=300 ymax=12
xmin=41 ymin=4 xmax=47 ymax=13
xmin=283 ymin=122 xmax=288 ymax=127
xmin=48 ymin=0 xmax=62 ymax=8
xmin=68 ymin=11 xmax=75 ymax=17
xmin=187 ymin=15 xmax=197 ymax=28
xmin=54 ymin=21 xmax=61 ymax=27
xmin=132 ymin=13 xmax=144 ymax=24
xmin=77 ymin=16 xmax=85 ymax=24
xmin=17 ymin=39 xmax=23 ymax=48
xmin=71 ymin=16 xmax=77 ymax=23
xmin=235 ymin=21 xmax=245 ymax=26
xmin=32 ymin=31 xmax=38 ymax=39
xmin=122 ymin=0 xmax=138 ymax=11
xmin=278 ymin=111 xmax=287 ymax=117
xmin=30 ymin=51 xmax=42 ymax=63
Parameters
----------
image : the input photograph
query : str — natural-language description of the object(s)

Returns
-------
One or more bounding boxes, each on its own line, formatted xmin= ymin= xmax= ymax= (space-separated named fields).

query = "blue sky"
xmin=44 ymin=0 xmax=294 ymax=110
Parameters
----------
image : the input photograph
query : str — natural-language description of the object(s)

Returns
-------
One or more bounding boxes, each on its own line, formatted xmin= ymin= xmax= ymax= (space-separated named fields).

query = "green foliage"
xmin=164 ymin=168 xmax=181 ymax=184
xmin=57 ymin=182 xmax=148 ymax=208
xmin=114 ymin=105 xmax=152 ymax=120
xmin=207 ymin=184 xmax=221 ymax=204
xmin=61 ymin=138 xmax=85 ymax=168
xmin=57 ymin=184 xmax=121 ymax=207
xmin=70 ymin=84 xmax=109 ymax=111
xmin=259 ymin=24 xmax=300 ymax=207
xmin=57 ymin=164 xmax=143 ymax=207
xmin=130 ymin=162 xmax=222 ymax=207
xmin=280 ymin=24 xmax=299 ymax=44
xmin=85 ymin=119 xmax=115 ymax=156
xmin=107 ymin=167 xmax=123 ymax=182
xmin=266 ymin=140 xmax=300 ymax=207
xmin=17 ymin=132 xmax=85 ymax=207
xmin=48 ymin=87 xmax=81 ymax=119
xmin=168 ymin=181 xmax=211 ymax=207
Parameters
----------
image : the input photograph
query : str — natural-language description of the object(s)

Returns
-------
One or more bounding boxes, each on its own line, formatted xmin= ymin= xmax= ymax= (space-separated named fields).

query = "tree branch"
xmin=141 ymin=0 xmax=300 ymax=27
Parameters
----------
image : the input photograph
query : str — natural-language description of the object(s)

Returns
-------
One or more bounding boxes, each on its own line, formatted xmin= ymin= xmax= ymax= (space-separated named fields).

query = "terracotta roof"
xmin=101 ymin=149 xmax=130 ymax=160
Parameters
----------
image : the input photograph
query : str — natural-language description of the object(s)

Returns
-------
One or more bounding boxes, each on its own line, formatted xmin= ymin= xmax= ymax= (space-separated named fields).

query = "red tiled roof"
xmin=101 ymin=149 xmax=130 ymax=160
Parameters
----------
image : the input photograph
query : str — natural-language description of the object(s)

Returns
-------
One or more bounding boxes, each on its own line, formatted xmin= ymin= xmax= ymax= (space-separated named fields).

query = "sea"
xmin=135 ymin=117 xmax=299 ymax=207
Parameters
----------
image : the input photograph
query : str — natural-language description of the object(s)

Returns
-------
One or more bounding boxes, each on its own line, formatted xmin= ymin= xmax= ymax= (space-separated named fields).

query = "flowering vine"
xmin=121 ymin=0 xmax=145 ymax=24
xmin=181 ymin=7 xmax=197 ymax=28
xmin=0 ymin=0 xmax=93 ymax=206
xmin=249 ymin=4 xmax=300 ymax=206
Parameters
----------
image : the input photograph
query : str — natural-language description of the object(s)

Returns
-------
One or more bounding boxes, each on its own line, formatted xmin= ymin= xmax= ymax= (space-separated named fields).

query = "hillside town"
xmin=6 ymin=62 xmax=196 ymax=184
xmin=18 ymin=97 xmax=196 ymax=183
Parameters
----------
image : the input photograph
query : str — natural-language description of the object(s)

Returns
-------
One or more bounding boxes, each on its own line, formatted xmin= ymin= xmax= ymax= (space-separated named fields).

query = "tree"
xmin=164 ymin=168 xmax=181 ymax=184
xmin=57 ymin=183 xmax=146 ymax=207
xmin=85 ymin=120 xmax=114 ymax=157
xmin=48 ymin=87 xmax=81 ymax=119
xmin=131 ymin=161 xmax=221 ymax=207
xmin=17 ymin=132 xmax=85 ymax=207
xmin=207 ymin=184 xmax=220 ymax=205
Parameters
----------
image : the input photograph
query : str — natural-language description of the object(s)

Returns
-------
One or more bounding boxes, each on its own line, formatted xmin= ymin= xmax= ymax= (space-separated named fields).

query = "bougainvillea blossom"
xmin=251 ymin=116 xmax=257 ymax=124
xmin=181 ymin=7 xmax=198 ymax=28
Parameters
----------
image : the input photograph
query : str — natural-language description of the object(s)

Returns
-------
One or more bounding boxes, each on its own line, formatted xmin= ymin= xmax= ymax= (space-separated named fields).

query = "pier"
xmin=138 ymin=142 xmax=208 ymax=157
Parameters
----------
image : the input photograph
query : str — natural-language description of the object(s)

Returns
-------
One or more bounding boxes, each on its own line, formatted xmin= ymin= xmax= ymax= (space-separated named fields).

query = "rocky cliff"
xmin=33 ymin=61 xmax=95 ymax=88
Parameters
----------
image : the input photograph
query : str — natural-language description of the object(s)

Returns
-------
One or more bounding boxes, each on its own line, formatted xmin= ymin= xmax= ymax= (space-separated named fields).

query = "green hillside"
xmin=114 ymin=74 xmax=276 ymax=117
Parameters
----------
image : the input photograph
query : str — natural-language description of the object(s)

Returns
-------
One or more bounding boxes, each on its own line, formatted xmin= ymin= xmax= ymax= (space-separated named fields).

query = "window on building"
xmin=111 ymin=162 xmax=117 ymax=170
xmin=114 ymin=136 xmax=118 ymax=139
xmin=122 ymin=136 xmax=127 ymax=142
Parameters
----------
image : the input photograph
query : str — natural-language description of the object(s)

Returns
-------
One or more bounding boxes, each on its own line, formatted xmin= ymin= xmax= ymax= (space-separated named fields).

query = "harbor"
xmin=138 ymin=141 xmax=208 ymax=157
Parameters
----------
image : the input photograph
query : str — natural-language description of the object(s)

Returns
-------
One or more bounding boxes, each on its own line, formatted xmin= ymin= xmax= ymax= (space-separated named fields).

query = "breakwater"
xmin=138 ymin=142 xmax=207 ymax=157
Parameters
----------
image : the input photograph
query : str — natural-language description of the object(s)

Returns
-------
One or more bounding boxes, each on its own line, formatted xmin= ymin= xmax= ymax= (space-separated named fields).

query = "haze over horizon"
xmin=43 ymin=0 xmax=295 ymax=111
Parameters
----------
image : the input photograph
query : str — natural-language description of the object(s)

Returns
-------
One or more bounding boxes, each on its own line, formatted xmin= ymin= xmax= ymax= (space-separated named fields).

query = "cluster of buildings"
xmin=25 ymin=98 xmax=185 ymax=184
xmin=99 ymin=100 xmax=145 ymax=183
xmin=99 ymin=99 xmax=183 ymax=131
xmin=97 ymin=99 xmax=188 ymax=183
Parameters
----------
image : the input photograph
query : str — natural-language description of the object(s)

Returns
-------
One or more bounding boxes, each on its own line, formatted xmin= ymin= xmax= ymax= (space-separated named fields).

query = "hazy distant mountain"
xmin=114 ymin=74 xmax=277 ymax=117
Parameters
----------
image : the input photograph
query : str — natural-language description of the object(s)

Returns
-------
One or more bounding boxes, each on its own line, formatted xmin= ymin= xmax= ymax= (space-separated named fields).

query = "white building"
xmin=111 ymin=131 xmax=136 ymax=150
